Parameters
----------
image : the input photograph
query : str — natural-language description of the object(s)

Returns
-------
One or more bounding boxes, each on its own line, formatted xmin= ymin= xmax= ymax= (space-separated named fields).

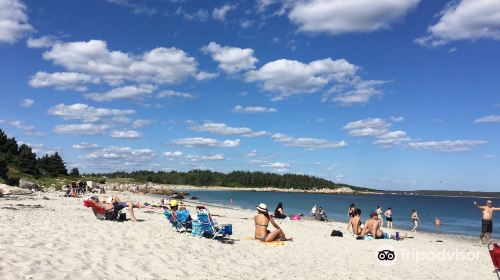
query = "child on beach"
xmin=411 ymin=209 xmax=420 ymax=232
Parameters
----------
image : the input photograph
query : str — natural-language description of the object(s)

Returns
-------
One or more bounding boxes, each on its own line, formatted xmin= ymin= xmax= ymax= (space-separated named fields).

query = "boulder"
xmin=19 ymin=179 xmax=42 ymax=191
xmin=0 ymin=184 xmax=33 ymax=195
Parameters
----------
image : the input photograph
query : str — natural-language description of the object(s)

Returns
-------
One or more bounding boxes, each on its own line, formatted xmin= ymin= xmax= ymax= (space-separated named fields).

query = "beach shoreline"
xmin=1 ymin=190 xmax=497 ymax=280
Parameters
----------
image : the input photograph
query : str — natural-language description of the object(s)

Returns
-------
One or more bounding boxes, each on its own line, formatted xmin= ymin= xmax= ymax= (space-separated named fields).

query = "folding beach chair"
xmin=489 ymin=242 xmax=500 ymax=279
xmin=195 ymin=206 xmax=232 ymax=239
xmin=83 ymin=199 xmax=125 ymax=221
xmin=163 ymin=208 xmax=190 ymax=233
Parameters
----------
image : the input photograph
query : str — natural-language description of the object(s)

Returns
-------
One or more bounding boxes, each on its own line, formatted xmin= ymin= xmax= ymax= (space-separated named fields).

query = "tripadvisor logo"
xmin=375 ymin=245 xmax=397 ymax=267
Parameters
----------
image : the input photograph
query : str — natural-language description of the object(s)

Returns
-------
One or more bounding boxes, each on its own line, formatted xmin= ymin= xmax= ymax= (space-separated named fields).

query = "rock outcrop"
xmin=0 ymin=184 xmax=33 ymax=195
xmin=19 ymin=179 xmax=42 ymax=191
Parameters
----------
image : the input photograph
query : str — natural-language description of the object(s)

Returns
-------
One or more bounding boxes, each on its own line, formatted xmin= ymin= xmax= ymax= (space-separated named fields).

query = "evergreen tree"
xmin=0 ymin=129 xmax=19 ymax=163
xmin=69 ymin=167 xmax=80 ymax=177
xmin=51 ymin=152 xmax=68 ymax=176
xmin=0 ymin=159 xmax=8 ymax=179
xmin=17 ymin=144 xmax=39 ymax=175
xmin=37 ymin=152 xmax=67 ymax=177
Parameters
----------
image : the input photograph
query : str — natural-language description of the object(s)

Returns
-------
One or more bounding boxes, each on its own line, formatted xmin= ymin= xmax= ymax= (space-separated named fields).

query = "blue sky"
xmin=0 ymin=0 xmax=499 ymax=191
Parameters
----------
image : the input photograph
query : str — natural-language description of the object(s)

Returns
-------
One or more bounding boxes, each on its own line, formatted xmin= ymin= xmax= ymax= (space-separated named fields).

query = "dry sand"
xmin=0 ymin=191 xmax=497 ymax=280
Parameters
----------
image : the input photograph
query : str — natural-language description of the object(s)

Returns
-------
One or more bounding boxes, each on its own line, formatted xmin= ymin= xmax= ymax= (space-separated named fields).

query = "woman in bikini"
xmin=254 ymin=203 xmax=292 ymax=242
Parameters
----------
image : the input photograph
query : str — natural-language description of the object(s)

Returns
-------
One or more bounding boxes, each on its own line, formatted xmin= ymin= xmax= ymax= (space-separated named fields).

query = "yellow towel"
xmin=243 ymin=236 xmax=285 ymax=246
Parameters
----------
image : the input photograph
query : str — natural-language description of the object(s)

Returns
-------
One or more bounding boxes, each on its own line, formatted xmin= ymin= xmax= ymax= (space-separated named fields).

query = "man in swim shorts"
xmin=474 ymin=200 xmax=500 ymax=245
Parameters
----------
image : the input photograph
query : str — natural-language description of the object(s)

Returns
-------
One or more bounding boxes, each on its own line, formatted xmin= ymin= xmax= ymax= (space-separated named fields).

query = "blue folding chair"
xmin=195 ymin=206 xmax=232 ymax=239
xmin=163 ymin=208 xmax=190 ymax=233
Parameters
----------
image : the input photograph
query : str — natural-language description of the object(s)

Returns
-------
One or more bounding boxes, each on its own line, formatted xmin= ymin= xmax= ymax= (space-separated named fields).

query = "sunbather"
xmin=170 ymin=200 xmax=192 ymax=228
xmin=348 ymin=208 xmax=362 ymax=235
xmin=360 ymin=212 xmax=407 ymax=240
xmin=91 ymin=196 xmax=140 ymax=222
xmin=254 ymin=203 xmax=292 ymax=242
xmin=274 ymin=202 xmax=287 ymax=219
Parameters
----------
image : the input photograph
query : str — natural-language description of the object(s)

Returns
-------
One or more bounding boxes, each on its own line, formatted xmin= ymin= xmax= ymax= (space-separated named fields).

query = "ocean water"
xmin=177 ymin=189 xmax=500 ymax=239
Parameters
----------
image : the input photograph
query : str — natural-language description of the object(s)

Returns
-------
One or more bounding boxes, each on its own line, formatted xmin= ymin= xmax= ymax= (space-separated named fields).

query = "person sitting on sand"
xmin=274 ymin=202 xmax=287 ymax=219
xmin=360 ymin=212 xmax=407 ymax=240
xmin=314 ymin=206 xmax=328 ymax=222
xmin=411 ymin=209 xmax=420 ymax=232
xmin=255 ymin=203 xmax=292 ymax=242
xmin=348 ymin=208 xmax=362 ymax=235
xmin=474 ymin=200 xmax=500 ymax=245
xmin=347 ymin=203 xmax=355 ymax=232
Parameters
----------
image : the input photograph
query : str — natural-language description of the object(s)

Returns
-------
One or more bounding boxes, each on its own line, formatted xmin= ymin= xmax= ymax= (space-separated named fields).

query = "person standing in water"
xmin=434 ymin=217 xmax=441 ymax=231
xmin=474 ymin=200 xmax=500 ymax=245
xmin=384 ymin=207 xmax=393 ymax=229
xmin=411 ymin=209 xmax=420 ymax=232
xmin=375 ymin=206 xmax=383 ymax=227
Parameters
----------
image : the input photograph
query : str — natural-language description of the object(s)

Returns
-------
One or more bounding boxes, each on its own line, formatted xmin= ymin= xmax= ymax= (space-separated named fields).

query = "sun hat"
xmin=487 ymin=200 xmax=493 ymax=204
xmin=256 ymin=203 xmax=268 ymax=212
xmin=170 ymin=200 xmax=178 ymax=207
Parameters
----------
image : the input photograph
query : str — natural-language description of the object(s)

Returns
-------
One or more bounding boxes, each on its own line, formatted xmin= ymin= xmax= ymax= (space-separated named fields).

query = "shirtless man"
xmin=360 ymin=212 xmax=407 ymax=240
xmin=474 ymin=200 xmax=500 ymax=245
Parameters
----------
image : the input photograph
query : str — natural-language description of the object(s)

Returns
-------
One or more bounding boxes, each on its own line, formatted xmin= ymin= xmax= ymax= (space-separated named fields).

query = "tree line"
xmin=88 ymin=170 xmax=370 ymax=191
xmin=0 ymin=129 xmax=70 ymax=184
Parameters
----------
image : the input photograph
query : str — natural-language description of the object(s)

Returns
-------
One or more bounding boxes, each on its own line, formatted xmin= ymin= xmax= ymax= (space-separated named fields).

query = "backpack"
xmin=331 ymin=230 xmax=343 ymax=237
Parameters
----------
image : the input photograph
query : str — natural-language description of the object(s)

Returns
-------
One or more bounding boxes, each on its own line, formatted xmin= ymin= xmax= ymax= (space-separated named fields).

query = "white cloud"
xmin=20 ymin=98 xmax=34 ymax=107
xmin=86 ymin=84 xmax=156 ymax=102
xmin=194 ymin=71 xmax=219 ymax=81
xmin=107 ymin=0 xmax=157 ymax=16
xmin=53 ymin=123 xmax=111 ymax=135
xmin=157 ymin=90 xmax=195 ymax=99
xmin=171 ymin=137 xmax=240 ymax=148
xmin=110 ymin=130 xmax=142 ymax=139
xmin=175 ymin=7 xmax=208 ymax=21
xmin=232 ymin=105 xmax=277 ymax=113
xmin=474 ymin=115 xmax=500 ymax=123
xmin=288 ymin=0 xmax=420 ymax=35
xmin=131 ymin=119 xmax=154 ymax=128
xmin=26 ymin=35 xmax=59 ymax=48
xmin=485 ymin=154 xmax=496 ymax=159
xmin=416 ymin=0 xmax=500 ymax=47
xmin=212 ymin=4 xmax=236 ymax=21
xmin=260 ymin=162 xmax=290 ymax=172
xmin=163 ymin=151 xmax=183 ymax=159
xmin=326 ymin=78 xmax=387 ymax=106
xmin=48 ymin=103 xmax=135 ymax=122
xmin=190 ymin=122 xmax=267 ymax=138
xmin=343 ymin=118 xmax=390 ymax=137
xmin=271 ymin=133 xmax=347 ymax=150
xmin=0 ymin=0 xmax=33 ymax=44
xmin=245 ymin=58 xmax=360 ymax=101
xmin=390 ymin=116 xmax=405 ymax=123
xmin=0 ymin=119 xmax=33 ymax=130
xmin=81 ymin=146 xmax=154 ymax=162
xmin=30 ymin=143 xmax=61 ymax=156
xmin=246 ymin=149 xmax=257 ymax=157
xmin=408 ymin=140 xmax=487 ymax=152
xmin=38 ymin=40 xmax=200 ymax=87
xmin=373 ymin=130 xmax=411 ymax=147
xmin=185 ymin=154 xmax=226 ymax=161
xmin=202 ymin=42 xmax=258 ymax=74
xmin=72 ymin=142 xmax=99 ymax=150
xmin=29 ymin=71 xmax=99 ymax=91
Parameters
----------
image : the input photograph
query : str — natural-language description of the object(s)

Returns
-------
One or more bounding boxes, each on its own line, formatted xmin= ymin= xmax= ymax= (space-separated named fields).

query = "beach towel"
xmin=243 ymin=236 xmax=285 ymax=246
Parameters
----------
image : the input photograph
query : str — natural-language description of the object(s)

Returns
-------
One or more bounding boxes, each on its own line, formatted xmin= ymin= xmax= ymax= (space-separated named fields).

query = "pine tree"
xmin=0 ymin=129 xmax=19 ymax=164
xmin=51 ymin=152 xmax=68 ymax=176
xmin=0 ymin=159 xmax=8 ymax=179
xmin=17 ymin=144 xmax=39 ymax=175
xmin=69 ymin=167 xmax=80 ymax=177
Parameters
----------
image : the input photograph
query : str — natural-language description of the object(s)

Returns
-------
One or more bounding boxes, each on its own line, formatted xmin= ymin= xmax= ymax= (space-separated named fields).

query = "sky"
xmin=0 ymin=0 xmax=499 ymax=191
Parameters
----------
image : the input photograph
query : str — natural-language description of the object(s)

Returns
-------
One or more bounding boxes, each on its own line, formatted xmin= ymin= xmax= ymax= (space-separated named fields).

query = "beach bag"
xmin=330 ymin=230 xmax=343 ymax=237
xmin=191 ymin=220 xmax=203 ymax=237
xmin=119 ymin=213 xmax=127 ymax=221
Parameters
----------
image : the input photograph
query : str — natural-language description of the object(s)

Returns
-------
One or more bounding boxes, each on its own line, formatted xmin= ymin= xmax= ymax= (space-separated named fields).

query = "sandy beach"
xmin=0 ymin=191 xmax=497 ymax=280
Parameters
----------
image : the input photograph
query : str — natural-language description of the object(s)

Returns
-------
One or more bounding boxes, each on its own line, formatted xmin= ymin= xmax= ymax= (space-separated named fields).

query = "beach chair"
xmin=83 ymin=199 xmax=124 ymax=221
xmin=489 ymin=242 xmax=500 ymax=279
xmin=163 ymin=208 xmax=190 ymax=233
xmin=195 ymin=206 xmax=232 ymax=239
